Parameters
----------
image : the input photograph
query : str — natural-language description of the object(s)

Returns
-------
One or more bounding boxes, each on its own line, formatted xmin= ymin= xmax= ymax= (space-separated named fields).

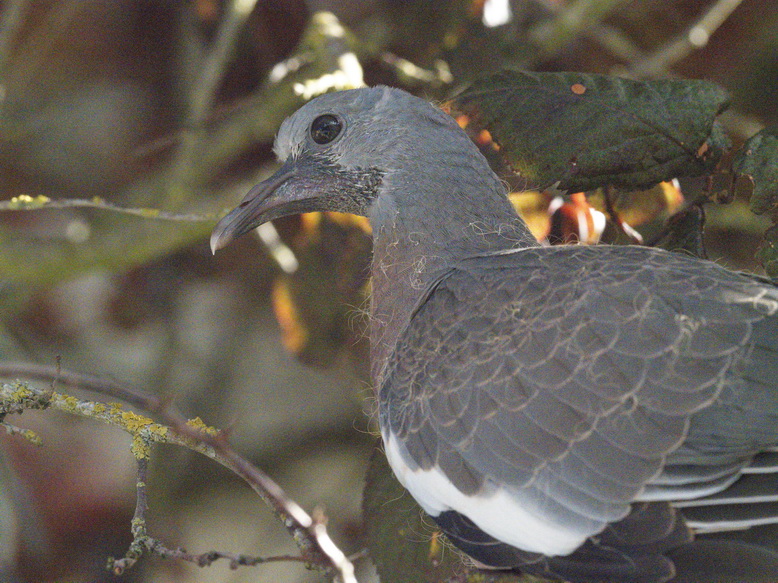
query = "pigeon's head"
xmin=210 ymin=86 xmax=486 ymax=252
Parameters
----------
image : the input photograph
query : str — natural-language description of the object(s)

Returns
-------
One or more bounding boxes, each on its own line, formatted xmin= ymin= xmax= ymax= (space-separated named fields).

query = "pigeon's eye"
xmin=310 ymin=114 xmax=342 ymax=145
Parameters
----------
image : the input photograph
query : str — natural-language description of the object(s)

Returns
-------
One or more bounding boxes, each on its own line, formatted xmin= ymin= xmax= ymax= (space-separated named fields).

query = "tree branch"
xmin=0 ymin=195 xmax=215 ymax=222
xmin=0 ymin=364 xmax=358 ymax=582
xmin=167 ymin=0 xmax=261 ymax=209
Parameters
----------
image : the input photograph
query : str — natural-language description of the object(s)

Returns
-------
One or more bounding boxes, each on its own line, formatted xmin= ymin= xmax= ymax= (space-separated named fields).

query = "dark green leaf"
xmin=451 ymin=71 xmax=730 ymax=192
xmin=756 ymin=224 xmax=778 ymax=279
xmin=732 ymin=125 xmax=778 ymax=216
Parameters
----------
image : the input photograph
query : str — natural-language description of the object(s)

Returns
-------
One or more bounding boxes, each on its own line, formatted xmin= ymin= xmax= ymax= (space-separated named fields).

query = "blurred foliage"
xmin=732 ymin=125 xmax=778 ymax=275
xmin=589 ymin=181 xmax=685 ymax=229
xmin=0 ymin=7 xmax=365 ymax=308
xmin=271 ymin=212 xmax=372 ymax=367
xmin=735 ymin=126 xmax=778 ymax=216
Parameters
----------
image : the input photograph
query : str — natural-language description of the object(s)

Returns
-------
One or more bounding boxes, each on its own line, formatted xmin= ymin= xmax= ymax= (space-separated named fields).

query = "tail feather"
xmin=668 ymin=540 xmax=778 ymax=583
xmin=673 ymin=473 xmax=778 ymax=508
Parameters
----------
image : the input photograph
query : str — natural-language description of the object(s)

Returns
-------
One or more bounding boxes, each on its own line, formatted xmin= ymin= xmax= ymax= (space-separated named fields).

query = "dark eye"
xmin=310 ymin=114 xmax=342 ymax=144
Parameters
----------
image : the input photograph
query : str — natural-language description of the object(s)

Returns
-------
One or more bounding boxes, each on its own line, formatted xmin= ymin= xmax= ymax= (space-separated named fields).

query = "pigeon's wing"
xmin=379 ymin=244 xmax=778 ymax=568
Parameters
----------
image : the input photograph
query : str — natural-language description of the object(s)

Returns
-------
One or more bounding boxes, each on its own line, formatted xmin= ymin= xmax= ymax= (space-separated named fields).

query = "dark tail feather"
xmin=667 ymin=540 xmax=778 ymax=582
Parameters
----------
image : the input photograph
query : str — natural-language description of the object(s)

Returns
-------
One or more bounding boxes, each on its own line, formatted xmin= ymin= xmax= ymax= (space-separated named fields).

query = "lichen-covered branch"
xmin=0 ymin=194 xmax=216 ymax=222
xmin=0 ymin=373 xmax=357 ymax=582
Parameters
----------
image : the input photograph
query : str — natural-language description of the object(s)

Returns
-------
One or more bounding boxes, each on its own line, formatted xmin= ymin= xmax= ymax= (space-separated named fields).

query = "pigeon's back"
xmin=380 ymin=243 xmax=778 ymax=582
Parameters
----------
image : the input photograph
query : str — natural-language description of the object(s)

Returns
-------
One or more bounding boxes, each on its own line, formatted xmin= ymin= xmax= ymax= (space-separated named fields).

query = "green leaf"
xmin=732 ymin=125 xmax=778 ymax=216
xmin=451 ymin=71 xmax=730 ymax=192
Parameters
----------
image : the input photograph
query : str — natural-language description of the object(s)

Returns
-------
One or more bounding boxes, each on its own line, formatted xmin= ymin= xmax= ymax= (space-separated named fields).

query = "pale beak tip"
xmin=209 ymin=225 xmax=231 ymax=255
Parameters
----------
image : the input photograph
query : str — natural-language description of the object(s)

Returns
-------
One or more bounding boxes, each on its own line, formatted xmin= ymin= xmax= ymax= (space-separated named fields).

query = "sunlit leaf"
xmin=508 ymin=190 xmax=552 ymax=241
xmin=589 ymin=181 xmax=684 ymax=227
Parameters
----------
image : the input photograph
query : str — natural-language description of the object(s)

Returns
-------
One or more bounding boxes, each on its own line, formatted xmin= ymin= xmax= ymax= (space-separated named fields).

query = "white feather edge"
xmin=383 ymin=431 xmax=595 ymax=556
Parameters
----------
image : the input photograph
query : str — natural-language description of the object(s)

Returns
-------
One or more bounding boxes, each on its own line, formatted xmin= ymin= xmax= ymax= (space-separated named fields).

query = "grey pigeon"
xmin=211 ymin=86 xmax=778 ymax=583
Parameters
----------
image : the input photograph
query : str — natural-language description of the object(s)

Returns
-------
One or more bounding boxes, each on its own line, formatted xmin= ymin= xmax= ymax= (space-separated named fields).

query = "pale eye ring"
xmin=310 ymin=114 xmax=343 ymax=144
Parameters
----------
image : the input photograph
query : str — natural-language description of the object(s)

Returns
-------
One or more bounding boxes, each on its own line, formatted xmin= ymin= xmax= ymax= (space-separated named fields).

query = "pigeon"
xmin=211 ymin=86 xmax=778 ymax=583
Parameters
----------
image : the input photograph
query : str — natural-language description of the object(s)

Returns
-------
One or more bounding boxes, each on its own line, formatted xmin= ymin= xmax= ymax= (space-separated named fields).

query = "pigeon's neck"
xmin=367 ymin=163 xmax=536 ymax=384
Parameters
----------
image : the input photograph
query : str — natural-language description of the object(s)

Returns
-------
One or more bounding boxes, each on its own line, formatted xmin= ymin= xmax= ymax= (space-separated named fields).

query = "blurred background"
xmin=0 ymin=1 xmax=776 ymax=582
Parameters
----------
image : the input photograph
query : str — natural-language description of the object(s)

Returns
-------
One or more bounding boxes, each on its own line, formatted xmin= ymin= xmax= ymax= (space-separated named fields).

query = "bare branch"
xmin=107 ymin=454 xmax=311 ymax=574
xmin=167 ymin=0 xmax=260 ymax=209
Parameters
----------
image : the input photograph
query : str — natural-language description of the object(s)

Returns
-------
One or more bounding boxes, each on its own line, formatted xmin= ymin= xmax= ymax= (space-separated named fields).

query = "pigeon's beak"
xmin=210 ymin=159 xmax=299 ymax=254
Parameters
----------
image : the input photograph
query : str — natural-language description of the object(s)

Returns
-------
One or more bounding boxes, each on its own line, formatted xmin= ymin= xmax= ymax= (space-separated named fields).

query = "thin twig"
xmin=189 ymin=0 xmax=259 ymax=122
xmin=584 ymin=22 xmax=646 ymax=63
xmin=631 ymin=0 xmax=746 ymax=78
xmin=0 ymin=362 xmax=166 ymax=412
xmin=167 ymin=0 xmax=259 ymax=208
xmin=2 ymin=421 xmax=42 ymax=445
xmin=528 ymin=0 xmax=627 ymax=57
xmin=107 ymin=454 xmax=310 ymax=574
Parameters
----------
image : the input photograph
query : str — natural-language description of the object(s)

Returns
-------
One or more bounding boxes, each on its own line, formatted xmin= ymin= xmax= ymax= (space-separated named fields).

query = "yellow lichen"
xmin=120 ymin=410 xmax=155 ymax=432
xmin=186 ymin=416 xmax=219 ymax=436
xmin=60 ymin=395 xmax=81 ymax=412
xmin=131 ymin=434 xmax=152 ymax=459
xmin=21 ymin=429 xmax=43 ymax=446
xmin=8 ymin=194 xmax=51 ymax=209
xmin=9 ymin=384 xmax=34 ymax=402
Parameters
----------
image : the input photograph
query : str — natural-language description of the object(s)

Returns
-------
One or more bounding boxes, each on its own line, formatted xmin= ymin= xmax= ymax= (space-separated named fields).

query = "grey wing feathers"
xmin=379 ymin=244 xmax=778 ymax=532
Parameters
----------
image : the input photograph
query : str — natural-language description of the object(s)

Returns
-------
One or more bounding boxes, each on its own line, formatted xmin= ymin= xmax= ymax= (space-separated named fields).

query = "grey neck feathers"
xmin=367 ymin=143 xmax=536 ymax=384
